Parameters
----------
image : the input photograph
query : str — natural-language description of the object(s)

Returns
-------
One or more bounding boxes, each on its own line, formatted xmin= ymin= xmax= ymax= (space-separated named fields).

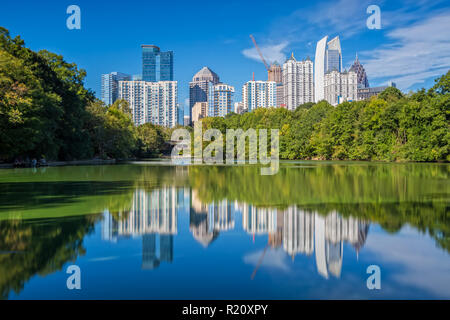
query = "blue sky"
xmin=1 ymin=0 xmax=449 ymax=117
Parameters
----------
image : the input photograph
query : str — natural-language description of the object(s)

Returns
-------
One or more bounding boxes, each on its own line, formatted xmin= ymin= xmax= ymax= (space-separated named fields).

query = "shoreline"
xmin=0 ymin=159 xmax=116 ymax=169
xmin=1 ymin=158 xmax=447 ymax=169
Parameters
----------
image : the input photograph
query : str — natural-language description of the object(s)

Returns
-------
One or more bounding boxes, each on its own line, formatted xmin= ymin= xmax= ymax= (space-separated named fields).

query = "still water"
xmin=0 ymin=162 xmax=449 ymax=300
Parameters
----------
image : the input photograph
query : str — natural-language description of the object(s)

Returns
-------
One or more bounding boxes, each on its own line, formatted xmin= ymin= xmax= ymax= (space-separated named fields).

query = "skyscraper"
xmin=349 ymin=54 xmax=369 ymax=88
xmin=282 ymin=53 xmax=314 ymax=110
xmin=207 ymin=83 xmax=235 ymax=118
xmin=234 ymin=101 xmax=244 ymax=114
xmin=324 ymin=70 xmax=357 ymax=106
xmin=101 ymin=72 xmax=131 ymax=105
xmin=142 ymin=45 xmax=173 ymax=82
xmin=242 ymin=80 xmax=277 ymax=111
xmin=189 ymin=67 xmax=220 ymax=121
xmin=315 ymin=36 xmax=343 ymax=102
xmin=315 ymin=36 xmax=328 ymax=102
xmin=326 ymin=36 xmax=343 ymax=73
xmin=118 ymin=80 xmax=178 ymax=127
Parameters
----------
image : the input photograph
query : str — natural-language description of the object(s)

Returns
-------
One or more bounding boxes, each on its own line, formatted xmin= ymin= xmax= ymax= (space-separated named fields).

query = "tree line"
xmin=0 ymin=27 xmax=173 ymax=162
xmin=1 ymin=27 xmax=448 ymax=162
xmin=199 ymin=73 xmax=449 ymax=162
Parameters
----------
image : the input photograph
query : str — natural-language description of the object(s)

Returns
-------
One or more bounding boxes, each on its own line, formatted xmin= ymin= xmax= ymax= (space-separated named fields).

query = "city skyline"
xmin=2 ymin=0 xmax=449 ymax=122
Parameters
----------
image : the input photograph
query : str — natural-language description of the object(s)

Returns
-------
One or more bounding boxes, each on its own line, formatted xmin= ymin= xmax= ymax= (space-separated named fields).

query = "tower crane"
xmin=249 ymin=35 xmax=272 ymax=78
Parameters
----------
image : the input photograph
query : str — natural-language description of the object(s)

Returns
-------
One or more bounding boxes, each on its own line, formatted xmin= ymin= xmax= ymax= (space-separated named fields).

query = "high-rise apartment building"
xmin=189 ymin=67 xmax=220 ymax=121
xmin=324 ymin=70 xmax=357 ymax=106
xmin=207 ymin=83 xmax=235 ymax=118
xmin=315 ymin=36 xmax=343 ymax=102
xmin=118 ymin=80 xmax=178 ymax=128
xmin=282 ymin=54 xmax=314 ymax=110
xmin=349 ymin=54 xmax=369 ymax=88
xmin=142 ymin=45 xmax=173 ymax=82
xmin=242 ymin=81 xmax=277 ymax=111
xmin=101 ymin=72 xmax=131 ymax=105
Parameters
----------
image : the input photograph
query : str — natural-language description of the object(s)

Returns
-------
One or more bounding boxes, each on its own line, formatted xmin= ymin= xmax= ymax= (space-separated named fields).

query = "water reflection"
xmin=0 ymin=163 xmax=448 ymax=299
xmin=102 ymin=188 xmax=177 ymax=269
xmin=101 ymin=186 xmax=370 ymax=279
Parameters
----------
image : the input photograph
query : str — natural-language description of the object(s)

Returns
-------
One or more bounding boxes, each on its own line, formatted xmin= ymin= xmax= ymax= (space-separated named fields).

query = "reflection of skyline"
xmin=189 ymin=190 xmax=235 ymax=247
xmin=102 ymin=187 xmax=369 ymax=277
xmin=102 ymin=187 xmax=180 ymax=270
xmin=238 ymin=204 xmax=369 ymax=279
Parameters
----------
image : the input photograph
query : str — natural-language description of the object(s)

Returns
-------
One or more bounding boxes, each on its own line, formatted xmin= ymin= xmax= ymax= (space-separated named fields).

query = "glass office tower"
xmin=326 ymin=49 xmax=341 ymax=72
xmin=101 ymin=72 xmax=131 ymax=105
xmin=142 ymin=45 xmax=173 ymax=82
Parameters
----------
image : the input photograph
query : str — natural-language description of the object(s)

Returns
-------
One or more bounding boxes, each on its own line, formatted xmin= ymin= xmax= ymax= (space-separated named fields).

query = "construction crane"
xmin=251 ymin=243 xmax=269 ymax=280
xmin=249 ymin=34 xmax=272 ymax=77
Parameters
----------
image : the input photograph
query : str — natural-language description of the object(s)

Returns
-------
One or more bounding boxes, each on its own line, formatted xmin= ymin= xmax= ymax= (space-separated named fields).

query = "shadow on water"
xmin=0 ymin=215 xmax=101 ymax=300
xmin=0 ymin=181 xmax=134 ymax=213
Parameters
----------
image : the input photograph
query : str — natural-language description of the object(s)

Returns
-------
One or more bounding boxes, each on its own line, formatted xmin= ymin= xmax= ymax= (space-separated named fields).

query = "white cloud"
xmin=364 ymin=227 xmax=450 ymax=298
xmin=243 ymin=248 xmax=291 ymax=272
xmin=242 ymin=41 xmax=289 ymax=65
xmin=242 ymin=1 xmax=450 ymax=89
xmin=362 ymin=12 xmax=450 ymax=89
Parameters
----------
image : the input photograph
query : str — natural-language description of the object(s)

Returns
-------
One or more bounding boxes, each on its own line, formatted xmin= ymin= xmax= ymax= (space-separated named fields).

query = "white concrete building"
xmin=208 ymin=83 xmax=235 ymax=118
xmin=324 ymin=70 xmax=357 ymax=106
xmin=282 ymin=53 xmax=314 ymax=110
xmin=118 ymin=80 xmax=178 ymax=128
xmin=315 ymin=36 xmax=343 ymax=103
xmin=242 ymin=80 xmax=277 ymax=111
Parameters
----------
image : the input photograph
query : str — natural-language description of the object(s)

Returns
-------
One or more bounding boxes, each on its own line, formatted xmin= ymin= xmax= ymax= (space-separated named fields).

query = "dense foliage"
xmin=1 ymin=27 xmax=448 ymax=162
xmin=200 ymin=76 xmax=449 ymax=162
xmin=0 ymin=27 xmax=171 ymax=162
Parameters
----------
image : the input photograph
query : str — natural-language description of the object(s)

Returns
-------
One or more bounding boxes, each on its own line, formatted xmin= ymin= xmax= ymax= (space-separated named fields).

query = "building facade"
xmin=357 ymin=82 xmax=396 ymax=101
xmin=349 ymin=54 xmax=369 ymax=88
xmin=118 ymin=80 xmax=178 ymax=127
xmin=189 ymin=67 xmax=220 ymax=122
xmin=192 ymin=102 xmax=208 ymax=123
xmin=268 ymin=62 xmax=285 ymax=108
xmin=282 ymin=54 xmax=314 ymax=110
xmin=142 ymin=45 xmax=173 ymax=82
xmin=101 ymin=72 xmax=131 ymax=105
xmin=242 ymin=80 xmax=277 ymax=111
xmin=268 ymin=62 xmax=282 ymax=83
xmin=324 ymin=70 xmax=357 ymax=106
xmin=315 ymin=35 xmax=343 ymax=102
xmin=207 ymin=83 xmax=235 ymax=118
xmin=326 ymin=36 xmax=343 ymax=73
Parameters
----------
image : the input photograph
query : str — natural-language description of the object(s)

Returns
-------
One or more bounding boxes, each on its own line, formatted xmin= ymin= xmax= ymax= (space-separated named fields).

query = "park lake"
xmin=0 ymin=161 xmax=449 ymax=299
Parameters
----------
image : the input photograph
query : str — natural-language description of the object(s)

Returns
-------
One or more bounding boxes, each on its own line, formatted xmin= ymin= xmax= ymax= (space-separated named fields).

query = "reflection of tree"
xmin=0 ymin=215 xmax=99 ymax=299
xmin=189 ymin=164 xmax=449 ymax=252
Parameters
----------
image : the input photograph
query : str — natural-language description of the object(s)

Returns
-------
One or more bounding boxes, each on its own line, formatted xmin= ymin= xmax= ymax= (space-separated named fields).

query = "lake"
xmin=0 ymin=161 xmax=449 ymax=299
